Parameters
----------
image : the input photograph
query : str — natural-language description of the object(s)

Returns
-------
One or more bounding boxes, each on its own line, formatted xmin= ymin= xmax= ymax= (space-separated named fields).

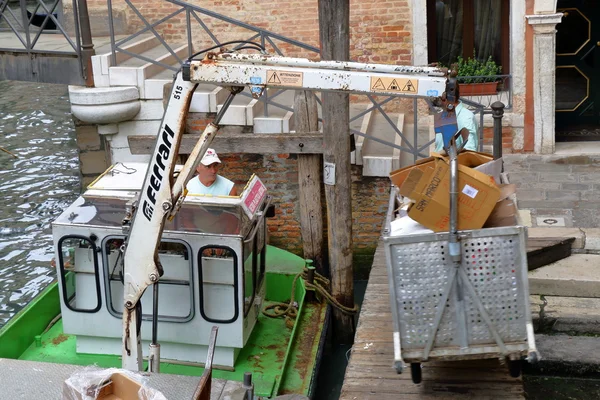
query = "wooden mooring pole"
xmin=318 ymin=0 xmax=355 ymax=343
xmin=294 ymin=91 xmax=325 ymax=275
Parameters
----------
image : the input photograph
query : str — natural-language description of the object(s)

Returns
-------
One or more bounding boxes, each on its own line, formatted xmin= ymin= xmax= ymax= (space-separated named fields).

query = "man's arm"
xmin=229 ymin=185 xmax=238 ymax=196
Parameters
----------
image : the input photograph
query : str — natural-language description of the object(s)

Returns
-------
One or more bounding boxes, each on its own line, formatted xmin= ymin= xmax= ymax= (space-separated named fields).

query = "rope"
xmin=0 ymin=146 xmax=18 ymax=158
xmin=262 ymin=267 xmax=358 ymax=327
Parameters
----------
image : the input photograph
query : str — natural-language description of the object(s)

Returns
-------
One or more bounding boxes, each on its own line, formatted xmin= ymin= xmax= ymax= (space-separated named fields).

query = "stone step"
xmin=253 ymin=90 xmax=296 ymax=134
xmin=92 ymin=35 xmax=160 ymax=87
xmin=361 ymin=110 xmax=403 ymax=177
xmin=528 ymin=254 xmax=600 ymax=298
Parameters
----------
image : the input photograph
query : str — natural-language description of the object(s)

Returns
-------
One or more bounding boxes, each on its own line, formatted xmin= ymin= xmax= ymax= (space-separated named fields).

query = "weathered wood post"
xmin=294 ymin=91 xmax=325 ymax=275
xmin=318 ymin=0 xmax=355 ymax=343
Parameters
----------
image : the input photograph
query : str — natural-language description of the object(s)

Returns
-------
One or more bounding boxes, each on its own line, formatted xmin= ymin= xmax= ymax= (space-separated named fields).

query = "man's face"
xmin=197 ymin=162 xmax=220 ymax=184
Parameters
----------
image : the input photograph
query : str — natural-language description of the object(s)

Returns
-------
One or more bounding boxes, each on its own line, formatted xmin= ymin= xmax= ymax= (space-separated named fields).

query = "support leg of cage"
xmin=458 ymin=268 xmax=509 ymax=356
xmin=422 ymin=268 xmax=458 ymax=361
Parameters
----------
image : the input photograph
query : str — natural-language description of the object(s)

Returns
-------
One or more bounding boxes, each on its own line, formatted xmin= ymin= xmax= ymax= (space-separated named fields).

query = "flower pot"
xmin=459 ymin=81 xmax=499 ymax=96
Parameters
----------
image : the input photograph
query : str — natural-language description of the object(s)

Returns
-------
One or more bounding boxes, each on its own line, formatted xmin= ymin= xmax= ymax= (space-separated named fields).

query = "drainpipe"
xmin=78 ymin=0 xmax=95 ymax=87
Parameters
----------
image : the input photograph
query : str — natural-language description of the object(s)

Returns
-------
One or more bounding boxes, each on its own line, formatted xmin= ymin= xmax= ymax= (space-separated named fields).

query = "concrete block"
xmin=216 ymin=104 xmax=248 ymax=126
xmin=529 ymin=254 xmax=600 ymax=297
xmin=91 ymin=56 xmax=103 ymax=77
xmin=76 ymin=125 xmax=101 ymax=151
xmin=79 ymin=150 xmax=108 ymax=175
xmin=362 ymin=156 xmax=393 ymax=177
xmin=144 ymin=79 xmax=170 ymax=100
xmin=133 ymin=100 xmax=164 ymax=121
xmin=93 ymin=73 xmax=110 ymax=88
xmin=109 ymin=67 xmax=140 ymax=87
xmin=253 ymin=117 xmax=285 ymax=134
xmin=582 ymin=228 xmax=600 ymax=251
xmin=190 ymin=92 xmax=211 ymax=113
xmin=527 ymin=227 xmax=584 ymax=248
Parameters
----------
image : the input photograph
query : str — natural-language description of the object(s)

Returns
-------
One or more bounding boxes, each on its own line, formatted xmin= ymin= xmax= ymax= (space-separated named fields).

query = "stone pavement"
xmin=503 ymin=154 xmax=600 ymax=228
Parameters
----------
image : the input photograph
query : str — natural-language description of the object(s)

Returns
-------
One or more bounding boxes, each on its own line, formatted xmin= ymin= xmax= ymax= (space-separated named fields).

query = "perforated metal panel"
xmin=386 ymin=227 xmax=528 ymax=351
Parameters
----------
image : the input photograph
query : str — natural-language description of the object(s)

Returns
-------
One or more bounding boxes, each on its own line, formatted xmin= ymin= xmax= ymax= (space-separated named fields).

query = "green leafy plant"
xmin=453 ymin=52 xmax=502 ymax=84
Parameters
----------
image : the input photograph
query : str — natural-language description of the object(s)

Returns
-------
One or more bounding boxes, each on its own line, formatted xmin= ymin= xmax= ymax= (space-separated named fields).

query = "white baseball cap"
xmin=200 ymin=148 xmax=221 ymax=166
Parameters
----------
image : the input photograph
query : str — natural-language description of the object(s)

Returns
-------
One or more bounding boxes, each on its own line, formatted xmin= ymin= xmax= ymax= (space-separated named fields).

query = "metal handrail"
xmin=105 ymin=0 xmax=511 ymax=162
xmin=0 ymin=0 xmax=82 ymax=55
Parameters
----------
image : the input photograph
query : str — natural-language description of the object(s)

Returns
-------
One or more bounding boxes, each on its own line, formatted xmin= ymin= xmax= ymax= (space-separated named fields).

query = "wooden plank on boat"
xmin=339 ymin=242 xmax=525 ymax=399
xmin=526 ymin=237 xmax=575 ymax=271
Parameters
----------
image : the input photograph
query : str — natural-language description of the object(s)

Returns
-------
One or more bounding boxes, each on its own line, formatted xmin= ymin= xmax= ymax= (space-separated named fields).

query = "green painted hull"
xmin=0 ymin=246 xmax=327 ymax=397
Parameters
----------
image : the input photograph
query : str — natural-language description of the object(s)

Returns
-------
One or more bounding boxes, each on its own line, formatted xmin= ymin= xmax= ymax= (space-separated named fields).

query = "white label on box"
xmin=462 ymin=184 xmax=478 ymax=198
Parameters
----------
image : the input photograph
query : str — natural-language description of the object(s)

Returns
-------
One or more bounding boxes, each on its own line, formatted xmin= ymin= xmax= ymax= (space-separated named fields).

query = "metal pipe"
xmin=77 ymin=0 xmax=95 ymax=87
xmin=106 ymin=0 xmax=116 ymax=66
xmin=149 ymin=282 xmax=160 ymax=372
xmin=242 ymin=372 xmax=254 ymax=400
xmin=491 ymin=101 xmax=506 ymax=161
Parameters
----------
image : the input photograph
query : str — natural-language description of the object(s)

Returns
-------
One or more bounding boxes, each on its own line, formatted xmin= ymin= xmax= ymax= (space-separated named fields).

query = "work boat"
xmin=0 ymin=162 xmax=328 ymax=398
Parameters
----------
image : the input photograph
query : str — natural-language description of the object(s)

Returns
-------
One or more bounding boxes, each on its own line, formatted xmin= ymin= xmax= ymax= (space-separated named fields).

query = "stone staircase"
xmin=84 ymin=36 xmax=430 ymax=177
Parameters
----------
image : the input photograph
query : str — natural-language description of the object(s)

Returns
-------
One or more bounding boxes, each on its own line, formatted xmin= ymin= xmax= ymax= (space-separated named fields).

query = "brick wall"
xmin=90 ymin=0 xmax=414 ymax=64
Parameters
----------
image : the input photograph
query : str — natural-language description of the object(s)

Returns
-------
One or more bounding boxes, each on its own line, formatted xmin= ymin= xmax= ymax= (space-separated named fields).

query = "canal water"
xmin=0 ymin=80 xmax=80 ymax=328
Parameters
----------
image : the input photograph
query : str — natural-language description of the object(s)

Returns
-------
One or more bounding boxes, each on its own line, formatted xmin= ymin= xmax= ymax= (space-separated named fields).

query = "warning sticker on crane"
xmin=370 ymin=77 xmax=418 ymax=94
xmin=267 ymin=70 xmax=304 ymax=87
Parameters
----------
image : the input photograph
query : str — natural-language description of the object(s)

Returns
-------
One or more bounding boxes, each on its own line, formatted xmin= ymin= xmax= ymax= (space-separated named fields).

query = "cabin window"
xmin=426 ymin=0 xmax=510 ymax=73
xmin=103 ymin=237 xmax=194 ymax=322
xmin=58 ymin=235 xmax=102 ymax=313
xmin=198 ymin=246 xmax=239 ymax=324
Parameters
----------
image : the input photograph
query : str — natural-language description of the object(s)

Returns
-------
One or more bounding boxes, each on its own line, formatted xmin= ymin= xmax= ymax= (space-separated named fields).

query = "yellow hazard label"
xmin=267 ymin=70 xmax=304 ymax=87
xmin=370 ymin=77 xmax=418 ymax=94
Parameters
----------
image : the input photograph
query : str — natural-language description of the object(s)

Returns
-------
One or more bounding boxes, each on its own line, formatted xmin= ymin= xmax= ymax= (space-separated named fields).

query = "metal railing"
xmin=0 ymin=0 xmax=95 ymax=85
xmin=0 ymin=0 xmax=80 ymax=54
xmin=106 ymin=0 xmax=511 ymax=162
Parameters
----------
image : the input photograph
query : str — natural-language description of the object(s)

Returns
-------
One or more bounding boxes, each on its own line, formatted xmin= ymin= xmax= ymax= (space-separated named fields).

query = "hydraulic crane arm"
xmin=121 ymin=49 xmax=452 ymax=371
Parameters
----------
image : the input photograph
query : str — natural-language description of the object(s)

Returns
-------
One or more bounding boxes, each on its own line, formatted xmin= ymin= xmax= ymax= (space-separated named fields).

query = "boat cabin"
xmin=52 ymin=163 xmax=272 ymax=368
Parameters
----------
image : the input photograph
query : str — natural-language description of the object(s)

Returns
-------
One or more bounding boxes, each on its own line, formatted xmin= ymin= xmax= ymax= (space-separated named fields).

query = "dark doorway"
xmin=556 ymin=1 xmax=600 ymax=141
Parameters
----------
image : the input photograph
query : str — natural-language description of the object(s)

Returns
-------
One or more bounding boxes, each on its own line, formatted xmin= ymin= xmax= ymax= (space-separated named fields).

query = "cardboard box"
xmin=389 ymin=150 xmax=500 ymax=188
xmin=400 ymin=158 xmax=501 ymax=232
xmin=484 ymin=184 xmax=518 ymax=228
xmin=63 ymin=372 xmax=146 ymax=400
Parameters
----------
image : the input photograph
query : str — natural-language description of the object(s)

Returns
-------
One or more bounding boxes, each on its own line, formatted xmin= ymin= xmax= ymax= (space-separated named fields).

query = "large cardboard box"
xmin=389 ymin=150 xmax=502 ymax=188
xmin=63 ymin=372 xmax=148 ymax=400
xmin=400 ymin=158 xmax=501 ymax=232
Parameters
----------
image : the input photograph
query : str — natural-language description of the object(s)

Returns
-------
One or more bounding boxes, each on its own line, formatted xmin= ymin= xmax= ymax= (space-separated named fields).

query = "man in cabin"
xmin=434 ymin=85 xmax=479 ymax=153
xmin=186 ymin=148 xmax=238 ymax=196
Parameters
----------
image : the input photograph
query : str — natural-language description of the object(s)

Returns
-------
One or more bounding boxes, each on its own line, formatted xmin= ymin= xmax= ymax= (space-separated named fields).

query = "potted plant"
xmin=453 ymin=53 xmax=502 ymax=96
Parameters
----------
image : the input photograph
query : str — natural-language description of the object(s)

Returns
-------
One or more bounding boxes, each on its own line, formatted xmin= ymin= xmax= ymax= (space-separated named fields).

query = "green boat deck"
xmin=0 ymin=246 xmax=328 ymax=398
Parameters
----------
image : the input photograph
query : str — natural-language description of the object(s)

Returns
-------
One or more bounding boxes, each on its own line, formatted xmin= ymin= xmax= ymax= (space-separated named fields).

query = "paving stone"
xmin=545 ymin=191 xmax=580 ymax=201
